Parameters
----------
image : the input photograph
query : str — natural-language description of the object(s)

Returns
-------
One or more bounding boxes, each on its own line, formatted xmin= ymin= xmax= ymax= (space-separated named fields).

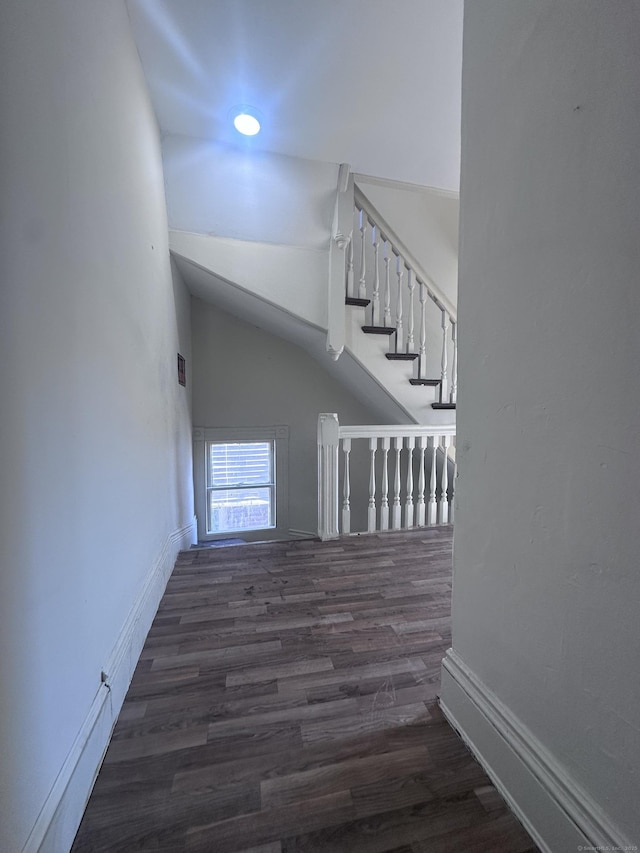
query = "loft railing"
xmin=318 ymin=413 xmax=456 ymax=541
xmin=327 ymin=167 xmax=457 ymax=407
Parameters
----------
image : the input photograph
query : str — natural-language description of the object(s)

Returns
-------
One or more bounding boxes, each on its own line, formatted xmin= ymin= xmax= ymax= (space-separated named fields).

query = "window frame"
xmin=193 ymin=425 xmax=289 ymax=542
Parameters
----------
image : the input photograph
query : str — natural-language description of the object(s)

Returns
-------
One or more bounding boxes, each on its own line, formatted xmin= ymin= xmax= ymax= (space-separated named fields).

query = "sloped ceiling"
xmin=126 ymin=0 xmax=462 ymax=191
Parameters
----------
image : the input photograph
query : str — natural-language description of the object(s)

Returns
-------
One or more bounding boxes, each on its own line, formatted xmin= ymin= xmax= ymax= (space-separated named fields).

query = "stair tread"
xmin=346 ymin=297 xmax=371 ymax=307
xmin=409 ymin=378 xmax=441 ymax=386
xmin=432 ymin=402 xmax=457 ymax=409
xmin=362 ymin=326 xmax=396 ymax=335
xmin=386 ymin=353 xmax=419 ymax=361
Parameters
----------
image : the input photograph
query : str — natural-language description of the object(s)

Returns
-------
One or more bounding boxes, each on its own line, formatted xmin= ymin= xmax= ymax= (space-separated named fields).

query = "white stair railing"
xmin=350 ymin=184 xmax=457 ymax=392
xmin=318 ymin=414 xmax=456 ymax=540
xmin=326 ymin=168 xmax=458 ymax=398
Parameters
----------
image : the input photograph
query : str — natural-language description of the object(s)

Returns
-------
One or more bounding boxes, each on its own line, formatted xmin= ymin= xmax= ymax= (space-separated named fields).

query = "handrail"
xmin=354 ymin=183 xmax=457 ymax=322
xmin=339 ymin=423 xmax=456 ymax=440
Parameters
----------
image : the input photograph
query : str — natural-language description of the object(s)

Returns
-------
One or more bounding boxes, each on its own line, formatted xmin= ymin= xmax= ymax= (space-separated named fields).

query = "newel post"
xmin=327 ymin=164 xmax=353 ymax=361
xmin=317 ymin=413 xmax=340 ymax=540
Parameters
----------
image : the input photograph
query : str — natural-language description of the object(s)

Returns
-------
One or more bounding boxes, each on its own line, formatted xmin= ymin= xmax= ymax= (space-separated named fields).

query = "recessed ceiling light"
xmin=233 ymin=110 xmax=261 ymax=136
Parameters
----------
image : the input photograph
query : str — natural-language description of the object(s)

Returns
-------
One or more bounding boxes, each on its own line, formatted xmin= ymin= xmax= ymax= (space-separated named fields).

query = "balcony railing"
xmin=318 ymin=413 xmax=456 ymax=540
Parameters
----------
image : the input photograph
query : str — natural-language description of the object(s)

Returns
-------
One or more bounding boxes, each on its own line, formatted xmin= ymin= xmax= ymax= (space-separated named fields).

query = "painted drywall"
xmin=126 ymin=0 xmax=463 ymax=190
xmin=0 ymin=2 xmax=193 ymax=850
xmin=163 ymin=134 xmax=339 ymax=250
xmin=450 ymin=0 xmax=640 ymax=844
xmin=175 ymin=253 xmax=419 ymax=426
xmin=191 ymin=298 xmax=383 ymax=534
xmin=170 ymin=230 xmax=327 ymax=329
xmin=355 ymin=176 xmax=459 ymax=309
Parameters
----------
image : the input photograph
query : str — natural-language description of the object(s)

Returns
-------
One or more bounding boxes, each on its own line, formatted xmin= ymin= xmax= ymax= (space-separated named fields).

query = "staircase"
xmin=169 ymin=164 xmax=456 ymax=428
xmin=327 ymin=168 xmax=457 ymax=425
xmin=354 ymin=190 xmax=458 ymax=413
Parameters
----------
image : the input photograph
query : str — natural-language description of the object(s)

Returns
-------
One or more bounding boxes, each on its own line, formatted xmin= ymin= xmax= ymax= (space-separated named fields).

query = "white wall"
xmin=355 ymin=176 xmax=459 ymax=309
xmin=192 ymin=298 xmax=382 ymax=535
xmin=163 ymin=134 xmax=339 ymax=249
xmin=0 ymin=2 xmax=193 ymax=851
xmin=446 ymin=1 xmax=640 ymax=847
xmin=170 ymin=230 xmax=328 ymax=330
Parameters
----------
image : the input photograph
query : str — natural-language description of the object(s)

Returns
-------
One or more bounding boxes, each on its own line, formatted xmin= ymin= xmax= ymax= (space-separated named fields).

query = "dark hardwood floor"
xmin=71 ymin=529 xmax=538 ymax=853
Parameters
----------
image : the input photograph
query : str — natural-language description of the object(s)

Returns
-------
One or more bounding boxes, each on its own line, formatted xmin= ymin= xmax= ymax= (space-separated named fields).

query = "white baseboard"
xmin=189 ymin=514 xmax=198 ymax=545
xmin=440 ymin=649 xmax=634 ymax=853
xmin=22 ymin=518 xmax=196 ymax=853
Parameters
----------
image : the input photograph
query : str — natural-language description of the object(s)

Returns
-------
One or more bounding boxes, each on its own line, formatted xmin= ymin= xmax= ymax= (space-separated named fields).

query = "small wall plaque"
xmin=177 ymin=354 xmax=186 ymax=386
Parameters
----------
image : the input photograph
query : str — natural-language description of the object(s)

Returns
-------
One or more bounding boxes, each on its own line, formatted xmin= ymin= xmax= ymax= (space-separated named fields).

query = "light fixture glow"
xmin=233 ymin=112 xmax=261 ymax=136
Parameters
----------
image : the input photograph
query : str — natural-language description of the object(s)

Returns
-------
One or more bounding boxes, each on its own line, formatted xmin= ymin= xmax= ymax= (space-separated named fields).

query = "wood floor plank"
xmin=172 ymin=718 xmax=435 ymax=797
xmin=71 ymin=529 xmax=539 ymax=853
xmin=226 ymin=657 xmax=335 ymax=687
xmin=185 ymin=791 xmax=354 ymax=853
xmin=277 ymin=656 xmax=429 ymax=695
xmin=300 ymin=701 xmax=431 ymax=746
xmin=279 ymin=796 xmax=485 ymax=853
xmin=260 ymin=745 xmax=432 ymax=809
xmin=151 ymin=639 xmax=283 ymax=670
xmin=103 ymin=725 xmax=208 ymax=763
xmin=205 ymin=695 xmax=360 ymax=742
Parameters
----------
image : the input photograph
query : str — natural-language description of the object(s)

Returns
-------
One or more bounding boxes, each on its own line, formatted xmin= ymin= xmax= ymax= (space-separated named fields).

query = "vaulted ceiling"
xmin=126 ymin=0 xmax=463 ymax=191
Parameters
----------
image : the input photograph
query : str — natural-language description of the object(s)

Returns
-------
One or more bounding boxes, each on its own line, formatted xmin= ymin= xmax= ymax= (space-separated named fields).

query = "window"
xmin=193 ymin=426 xmax=289 ymax=542
xmin=207 ymin=441 xmax=275 ymax=534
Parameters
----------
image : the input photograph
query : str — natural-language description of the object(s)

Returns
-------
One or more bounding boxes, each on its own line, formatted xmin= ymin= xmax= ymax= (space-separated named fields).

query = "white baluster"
xmin=450 ymin=321 xmax=457 ymax=404
xmin=395 ymin=255 xmax=404 ymax=352
xmin=341 ymin=438 xmax=351 ymax=535
xmin=439 ymin=436 xmax=450 ymax=524
xmin=416 ymin=435 xmax=427 ymax=527
xmin=371 ymin=226 xmax=380 ymax=326
xmin=406 ymin=268 xmax=415 ymax=354
xmin=367 ymin=437 xmax=377 ymax=532
xmin=440 ymin=309 xmax=449 ymax=403
xmin=418 ymin=282 xmax=427 ymax=380
xmin=404 ymin=436 xmax=415 ymax=528
xmin=317 ymin=413 xmax=340 ymax=540
xmin=380 ymin=437 xmax=390 ymax=530
xmin=347 ymin=231 xmax=354 ymax=299
xmin=358 ymin=210 xmax=367 ymax=301
xmin=383 ymin=241 xmax=392 ymax=327
xmin=392 ymin=437 xmax=402 ymax=529
xmin=427 ymin=436 xmax=438 ymax=526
